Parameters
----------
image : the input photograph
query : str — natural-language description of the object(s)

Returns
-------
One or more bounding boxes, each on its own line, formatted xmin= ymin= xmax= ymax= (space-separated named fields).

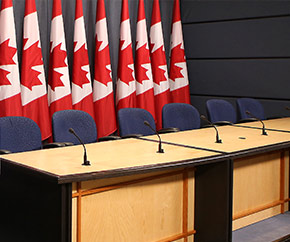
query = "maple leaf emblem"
xmin=170 ymin=43 xmax=185 ymax=82
xmin=94 ymin=39 xmax=112 ymax=86
xmin=0 ymin=39 xmax=17 ymax=86
xmin=150 ymin=45 xmax=167 ymax=85
xmin=73 ymin=42 xmax=90 ymax=88
xmin=135 ymin=45 xmax=150 ymax=84
xmin=21 ymin=39 xmax=43 ymax=90
xmin=118 ymin=40 xmax=135 ymax=85
xmin=48 ymin=43 xmax=68 ymax=91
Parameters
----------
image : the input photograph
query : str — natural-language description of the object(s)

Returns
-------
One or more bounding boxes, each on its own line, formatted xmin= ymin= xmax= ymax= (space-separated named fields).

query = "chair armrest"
xmin=98 ymin=136 xmax=121 ymax=142
xmin=43 ymin=142 xmax=66 ymax=149
xmin=121 ymin=134 xmax=143 ymax=139
xmin=0 ymin=149 xmax=11 ymax=154
xmin=158 ymin=127 xmax=180 ymax=134
xmin=237 ymin=118 xmax=257 ymax=124
xmin=267 ymin=116 xmax=283 ymax=120
xmin=213 ymin=121 xmax=233 ymax=126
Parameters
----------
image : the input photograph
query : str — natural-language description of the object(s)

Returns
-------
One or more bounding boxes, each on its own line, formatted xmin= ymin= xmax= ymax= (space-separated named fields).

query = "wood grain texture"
xmin=232 ymin=151 xmax=289 ymax=229
xmin=147 ymin=124 xmax=290 ymax=153
xmin=71 ymin=170 xmax=195 ymax=242
xmin=0 ymin=138 xmax=217 ymax=179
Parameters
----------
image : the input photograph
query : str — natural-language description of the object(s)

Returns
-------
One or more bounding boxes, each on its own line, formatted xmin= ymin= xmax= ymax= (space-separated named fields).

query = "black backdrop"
xmin=181 ymin=1 xmax=290 ymax=119
xmin=4 ymin=0 xmax=290 ymax=120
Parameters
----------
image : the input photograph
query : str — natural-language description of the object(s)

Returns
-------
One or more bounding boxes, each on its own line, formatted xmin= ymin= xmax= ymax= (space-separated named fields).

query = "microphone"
xmin=69 ymin=128 xmax=91 ymax=166
xmin=245 ymin=111 xmax=267 ymax=136
xmin=200 ymin=115 xmax=222 ymax=143
xmin=144 ymin=120 xmax=164 ymax=153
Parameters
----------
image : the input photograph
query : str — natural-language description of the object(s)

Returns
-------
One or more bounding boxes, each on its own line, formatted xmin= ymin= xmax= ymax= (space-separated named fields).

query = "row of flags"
xmin=0 ymin=0 xmax=190 ymax=141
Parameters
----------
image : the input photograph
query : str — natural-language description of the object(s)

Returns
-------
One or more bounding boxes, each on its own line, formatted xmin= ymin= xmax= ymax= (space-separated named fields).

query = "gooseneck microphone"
xmin=200 ymin=115 xmax=222 ymax=143
xmin=69 ymin=128 xmax=91 ymax=166
xmin=144 ymin=120 xmax=164 ymax=153
xmin=245 ymin=111 xmax=267 ymax=136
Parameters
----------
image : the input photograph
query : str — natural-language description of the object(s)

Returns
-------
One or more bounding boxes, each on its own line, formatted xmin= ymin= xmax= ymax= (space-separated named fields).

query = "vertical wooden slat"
xmin=183 ymin=169 xmax=189 ymax=242
xmin=77 ymin=182 xmax=82 ymax=242
xmin=280 ymin=151 xmax=285 ymax=213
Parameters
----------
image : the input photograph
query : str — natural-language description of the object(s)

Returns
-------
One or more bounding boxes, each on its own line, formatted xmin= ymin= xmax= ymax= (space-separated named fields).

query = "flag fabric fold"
xmin=72 ymin=0 xmax=94 ymax=119
xmin=169 ymin=0 xmax=190 ymax=104
xmin=93 ymin=0 xmax=117 ymax=138
xmin=116 ymin=0 xmax=136 ymax=112
xmin=149 ymin=0 xmax=170 ymax=130
xmin=48 ymin=0 xmax=72 ymax=118
xmin=21 ymin=0 xmax=51 ymax=140
xmin=135 ymin=0 xmax=155 ymax=120
xmin=0 ymin=0 xmax=22 ymax=117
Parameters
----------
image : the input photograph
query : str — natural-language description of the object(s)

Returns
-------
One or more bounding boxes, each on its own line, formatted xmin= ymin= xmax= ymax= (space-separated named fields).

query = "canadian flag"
xmin=135 ymin=0 xmax=155 ymax=120
xmin=169 ymin=0 xmax=190 ymax=104
xmin=116 ymin=0 xmax=136 ymax=111
xmin=93 ymin=0 xmax=117 ymax=138
xmin=149 ymin=0 xmax=170 ymax=130
xmin=21 ymin=0 xmax=51 ymax=140
xmin=48 ymin=0 xmax=72 ymax=117
xmin=72 ymin=0 xmax=94 ymax=119
xmin=0 ymin=0 xmax=22 ymax=117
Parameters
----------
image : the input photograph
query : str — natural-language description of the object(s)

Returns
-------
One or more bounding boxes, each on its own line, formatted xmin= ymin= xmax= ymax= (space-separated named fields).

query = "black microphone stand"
xmin=69 ymin=128 xmax=91 ymax=166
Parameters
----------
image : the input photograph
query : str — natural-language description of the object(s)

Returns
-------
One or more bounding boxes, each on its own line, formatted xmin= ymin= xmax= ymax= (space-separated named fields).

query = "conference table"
xmin=142 ymin=119 xmax=290 ymax=234
xmin=0 ymin=118 xmax=290 ymax=242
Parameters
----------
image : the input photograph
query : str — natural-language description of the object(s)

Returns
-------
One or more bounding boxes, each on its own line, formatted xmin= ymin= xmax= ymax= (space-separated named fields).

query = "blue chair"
xmin=206 ymin=99 xmax=237 ymax=124
xmin=52 ymin=110 xmax=97 ymax=145
xmin=236 ymin=98 xmax=265 ymax=121
xmin=118 ymin=108 xmax=156 ymax=137
xmin=0 ymin=116 xmax=42 ymax=153
xmin=162 ymin=103 xmax=200 ymax=131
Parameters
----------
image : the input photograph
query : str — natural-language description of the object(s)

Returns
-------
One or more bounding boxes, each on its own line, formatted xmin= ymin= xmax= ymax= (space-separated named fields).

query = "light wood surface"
xmin=0 ymin=138 xmax=218 ymax=178
xmin=148 ymin=125 xmax=290 ymax=153
xmin=71 ymin=169 xmax=195 ymax=242
xmin=237 ymin=117 xmax=290 ymax=131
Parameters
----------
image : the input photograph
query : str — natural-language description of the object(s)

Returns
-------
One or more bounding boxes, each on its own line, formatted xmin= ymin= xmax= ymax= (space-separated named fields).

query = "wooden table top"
xmin=145 ymin=123 xmax=290 ymax=154
xmin=0 ymin=138 xmax=220 ymax=183
xmin=236 ymin=117 xmax=290 ymax=132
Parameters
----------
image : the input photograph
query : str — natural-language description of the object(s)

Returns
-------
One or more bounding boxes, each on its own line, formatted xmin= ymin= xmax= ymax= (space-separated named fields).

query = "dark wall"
xmin=181 ymin=1 xmax=290 ymax=119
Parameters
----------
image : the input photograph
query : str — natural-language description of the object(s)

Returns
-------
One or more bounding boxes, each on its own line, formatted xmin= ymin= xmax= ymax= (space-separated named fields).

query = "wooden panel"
xmin=233 ymin=152 xmax=281 ymax=229
xmin=181 ymin=1 xmax=290 ymax=23
xmin=183 ymin=17 xmax=290 ymax=59
xmin=233 ymin=206 xmax=281 ymax=230
xmin=71 ymin=170 xmax=195 ymax=242
xmin=80 ymin=174 xmax=192 ymax=242
xmin=187 ymin=59 xmax=290 ymax=100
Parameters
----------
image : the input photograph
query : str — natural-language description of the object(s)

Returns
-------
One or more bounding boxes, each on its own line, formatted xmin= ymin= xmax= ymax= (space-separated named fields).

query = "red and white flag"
xmin=48 ymin=0 xmax=72 ymax=118
xmin=0 ymin=0 xmax=22 ymax=117
xmin=93 ymin=0 xmax=117 ymax=138
xmin=116 ymin=0 xmax=136 ymax=111
xmin=150 ymin=0 xmax=170 ymax=130
xmin=72 ymin=0 xmax=94 ymax=119
xmin=21 ymin=0 xmax=51 ymax=140
xmin=169 ymin=0 xmax=190 ymax=104
xmin=135 ymin=0 xmax=155 ymax=120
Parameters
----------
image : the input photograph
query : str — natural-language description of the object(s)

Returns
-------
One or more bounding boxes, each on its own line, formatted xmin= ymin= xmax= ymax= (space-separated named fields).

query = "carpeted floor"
xmin=233 ymin=212 xmax=290 ymax=242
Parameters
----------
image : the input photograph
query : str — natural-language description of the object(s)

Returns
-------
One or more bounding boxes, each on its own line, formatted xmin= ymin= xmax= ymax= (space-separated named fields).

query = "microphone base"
xmin=216 ymin=139 xmax=222 ymax=143
xmin=82 ymin=160 xmax=91 ymax=166
xmin=157 ymin=149 xmax=164 ymax=153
